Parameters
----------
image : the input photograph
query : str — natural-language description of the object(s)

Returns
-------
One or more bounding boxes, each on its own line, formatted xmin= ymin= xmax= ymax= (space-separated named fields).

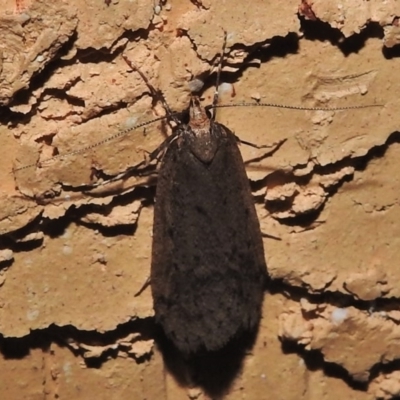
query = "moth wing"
xmin=151 ymin=124 xmax=267 ymax=353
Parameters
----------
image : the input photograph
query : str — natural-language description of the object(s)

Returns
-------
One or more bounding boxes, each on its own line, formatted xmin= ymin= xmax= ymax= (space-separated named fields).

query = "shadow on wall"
xmin=157 ymin=326 xmax=259 ymax=398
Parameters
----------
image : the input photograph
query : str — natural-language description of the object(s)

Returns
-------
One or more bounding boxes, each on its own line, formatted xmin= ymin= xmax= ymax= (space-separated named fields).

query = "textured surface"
xmin=1 ymin=0 xmax=400 ymax=398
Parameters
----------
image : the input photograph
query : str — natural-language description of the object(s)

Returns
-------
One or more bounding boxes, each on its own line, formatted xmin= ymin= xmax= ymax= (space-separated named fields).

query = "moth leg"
xmin=134 ymin=276 xmax=151 ymax=297
xmin=236 ymin=137 xmax=288 ymax=150
xmin=87 ymin=134 xmax=178 ymax=189
xmin=262 ymin=232 xmax=281 ymax=241
xmin=122 ymin=55 xmax=180 ymax=125
xmin=135 ymin=132 xmax=178 ymax=168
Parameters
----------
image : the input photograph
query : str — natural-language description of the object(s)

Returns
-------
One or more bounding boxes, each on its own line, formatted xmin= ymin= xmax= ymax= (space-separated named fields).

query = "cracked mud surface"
xmin=1 ymin=0 xmax=400 ymax=398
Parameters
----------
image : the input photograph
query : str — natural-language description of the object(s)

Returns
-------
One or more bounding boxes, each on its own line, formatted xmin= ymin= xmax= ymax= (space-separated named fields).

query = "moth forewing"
xmin=151 ymin=96 xmax=267 ymax=354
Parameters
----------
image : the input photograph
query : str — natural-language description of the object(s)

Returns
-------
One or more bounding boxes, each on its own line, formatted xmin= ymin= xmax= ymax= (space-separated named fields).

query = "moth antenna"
xmin=213 ymin=102 xmax=383 ymax=112
xmin=122 ymin=55 xmax=180 ymax=125
xmin=12 ymin=114 xmax=170 ymax=173
xmin=13 ymin=56 xmax=185 ymax=174
xmin=211 ymin=31 xmax=228 ymax=120
xmin=81 ymin=133 xmax=177 ymax=190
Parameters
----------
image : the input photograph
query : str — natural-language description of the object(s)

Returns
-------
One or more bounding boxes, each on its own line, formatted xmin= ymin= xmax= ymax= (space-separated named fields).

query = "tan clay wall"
xmin=1 ymin=0 xmax=400 ymax=399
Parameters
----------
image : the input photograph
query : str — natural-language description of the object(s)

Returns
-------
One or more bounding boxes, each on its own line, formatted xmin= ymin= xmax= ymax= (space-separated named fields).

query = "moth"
xmin=115 ymin=50 xmax=268 ymax=354
xmin=151 ymin=94 xmax=267 ymax=354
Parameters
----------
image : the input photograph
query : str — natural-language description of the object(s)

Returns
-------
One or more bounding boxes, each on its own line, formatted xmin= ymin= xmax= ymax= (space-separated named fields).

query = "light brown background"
xmin=1 ymin=0 xmax=400 ymax=399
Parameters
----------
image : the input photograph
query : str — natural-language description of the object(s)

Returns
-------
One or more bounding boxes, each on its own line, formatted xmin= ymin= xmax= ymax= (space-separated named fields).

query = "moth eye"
xmin=188 ymin=78 xmax=205 ymax=94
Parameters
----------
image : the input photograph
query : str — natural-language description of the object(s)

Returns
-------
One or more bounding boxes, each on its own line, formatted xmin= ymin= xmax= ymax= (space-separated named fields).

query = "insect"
xmin=120 ymin=46 xmax=268 ymax=354
xmin=150 ymin=96 xmax=267 ymax=354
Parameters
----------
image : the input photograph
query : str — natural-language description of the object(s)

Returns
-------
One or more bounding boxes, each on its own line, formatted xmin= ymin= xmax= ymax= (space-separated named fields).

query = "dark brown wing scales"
xmin=151 ymin=97 xmax=267 ymax=354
